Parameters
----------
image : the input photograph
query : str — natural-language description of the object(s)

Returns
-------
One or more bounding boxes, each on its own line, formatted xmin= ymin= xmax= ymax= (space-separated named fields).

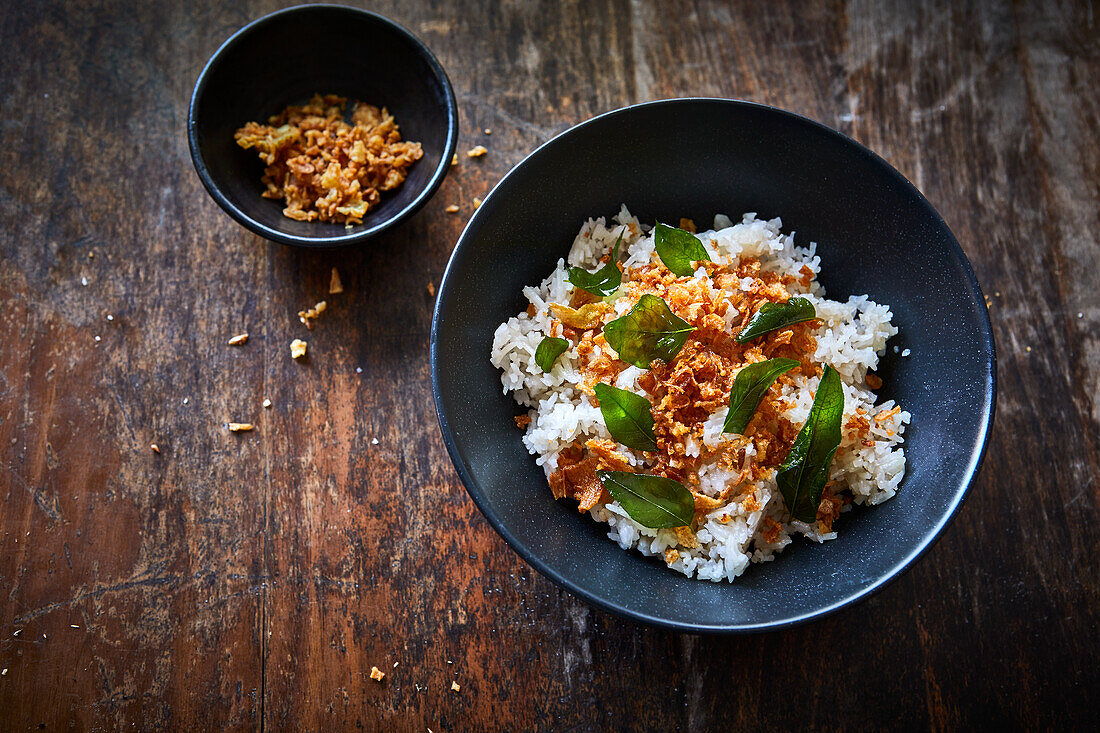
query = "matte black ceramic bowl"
xmin=188 ymin=4 xmax=457 ymax=247
xmin=431 ymin=99 xmax=995 ymax=632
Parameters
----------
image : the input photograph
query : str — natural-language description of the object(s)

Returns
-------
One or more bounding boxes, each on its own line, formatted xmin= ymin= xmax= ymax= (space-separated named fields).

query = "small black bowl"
xmin=188 ymin=4 xmax=458 ymax=247
xmin=431 ymin=99 xmax=996 ymax=632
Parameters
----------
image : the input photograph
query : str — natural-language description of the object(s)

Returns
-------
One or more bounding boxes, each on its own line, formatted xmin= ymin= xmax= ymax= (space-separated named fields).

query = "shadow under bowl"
xmin=430 ymin=98 xmax=996 ymax=633
xmin=188 ymin=4 xmax=458 ymax=247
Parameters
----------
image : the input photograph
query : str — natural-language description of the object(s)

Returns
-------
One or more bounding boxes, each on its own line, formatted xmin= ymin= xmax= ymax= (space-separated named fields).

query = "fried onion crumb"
xmin=445 ymin=204 xmax=459 ymax=213
xmin=451 ymin=681 xmax=461 ymax=693
xmin=298 ymin=301 xmax=327 ymax=329
xmin=228 ymin=333 xmax=248 ymax=346
xmin=370 ymin=666 xmax=385 ymax=682
xmin=290 ymin=339 xmax=308 ymax=359
xmin=228 ymin=423 xmax=253 ymax=432
xmin=234 ymin=94 xmax=423 ymax=224
xmin=466 ymin=145 xmax=488 ymax=158
xmin=329 ymin=268 xmax=344 ymax=294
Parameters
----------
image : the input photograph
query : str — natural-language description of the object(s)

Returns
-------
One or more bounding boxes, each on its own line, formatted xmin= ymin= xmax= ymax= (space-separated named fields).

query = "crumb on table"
xmin=466 ymin=145 xmax=488 ymax=158
xmin=298 ymin=301 xmax=327 ymax=329
xmin=290 ymin=339 xmax=308 ymax=359
xmin=329 ymin=268 xmax=344 ymax=294
xmin=370 ymin=666 xmax=385 ymax=682
xmin=228 ymin=422 xmax=253 ymax=432
xmin=228 ymin=333 xmax=248 ymax=346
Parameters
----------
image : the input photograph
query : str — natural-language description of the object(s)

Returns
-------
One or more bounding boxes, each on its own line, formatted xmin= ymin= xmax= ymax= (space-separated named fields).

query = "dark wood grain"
xmin=1 ymin=0 xmax=1097 ymax=730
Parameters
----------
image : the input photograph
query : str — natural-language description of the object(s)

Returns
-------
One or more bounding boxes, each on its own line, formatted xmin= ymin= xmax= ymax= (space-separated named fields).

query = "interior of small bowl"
xmin=190 ymin=5 xmax=455 ymax=244
xmin=431 ymin=99 xmax=995 ymax=631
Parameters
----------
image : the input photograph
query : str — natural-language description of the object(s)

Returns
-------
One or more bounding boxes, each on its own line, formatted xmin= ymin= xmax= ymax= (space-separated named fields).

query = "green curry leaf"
xmin=722 ymin=357 xmax=801 ymax=435
xmin=654 ymin=223 xmax=711 ymax=277
xmin=603 ymin=294 xmax=695 ymax=369
xmin=593 ymin=383 xmax=658 ymax=452
xmin=776 ymin=365 xmax=844 ymax=523
xmin=534 ymin=336 xmax=569 ymax=372
xmin=597 ymin=470 xmax=694 ymax=528
xmin=568 ymin=231 xmax=623 ymax=297
xmin=735 ymin=297 xmax=816 ymax=344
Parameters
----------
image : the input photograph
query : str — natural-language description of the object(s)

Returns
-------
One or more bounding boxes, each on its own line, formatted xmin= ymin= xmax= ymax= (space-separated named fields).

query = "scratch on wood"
xmin=629 ymin=0 xmax=655 ymax=100
xmin=456 ymin=91 xmax=559 ymax=141
xmin=107 ymin=385 xmax=138 ymax=444
xmin=4 ymin=463 xmax=63 ymax=521
xmin=9 ymin=566 xmax=241 ymax=625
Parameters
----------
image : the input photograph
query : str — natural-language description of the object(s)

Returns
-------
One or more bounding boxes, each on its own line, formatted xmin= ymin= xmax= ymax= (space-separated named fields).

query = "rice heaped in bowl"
xmin=490 ymin=207 xmax=910 ymax=582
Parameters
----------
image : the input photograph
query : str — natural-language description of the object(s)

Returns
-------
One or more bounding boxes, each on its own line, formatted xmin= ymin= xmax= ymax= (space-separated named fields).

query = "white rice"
xmin=490 ymin=207 xmax=909 ymax=581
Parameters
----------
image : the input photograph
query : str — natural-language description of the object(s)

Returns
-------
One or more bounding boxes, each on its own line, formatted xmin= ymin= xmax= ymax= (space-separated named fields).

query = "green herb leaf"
xmin=568 ymin=231 xmax=623 ymax=297
xmin=593 ymin=383 xmax=658 ymax=452
xmin=534 ymin=336 xmax=568 ymax=372
xmin=603 ymin=294 xmax=695 ymax=368
xmin=722 ymin=357 xmax=801 ymax=435
xmin=776 ymin=365 xmax=844 ymax=523
xmin=654 ymin=223 xmax=711 ymax=277
xmin=597 ymin=470 xmax=694 ymax=528
xmin=735 ymin=297 xmax=816 ymax=344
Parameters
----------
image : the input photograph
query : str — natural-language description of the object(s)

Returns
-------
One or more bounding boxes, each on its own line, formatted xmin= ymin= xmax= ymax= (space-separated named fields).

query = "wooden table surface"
xmin=1 ymin=0 xmax=1097 ymax=729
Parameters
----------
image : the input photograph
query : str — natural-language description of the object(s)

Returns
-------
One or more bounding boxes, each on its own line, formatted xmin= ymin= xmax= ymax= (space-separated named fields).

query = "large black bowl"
xmin=431 ymin=99 xmax=996 ymax=632
xmin=188 ymin=4 xmax=458 ymax=247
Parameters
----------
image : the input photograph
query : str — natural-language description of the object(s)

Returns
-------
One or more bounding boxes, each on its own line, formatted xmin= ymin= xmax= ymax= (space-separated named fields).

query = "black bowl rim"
xmin=186 ymin=3 xmax=459 ymax=248
xmin=430 ymin=97 xmax=997 ymax=633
